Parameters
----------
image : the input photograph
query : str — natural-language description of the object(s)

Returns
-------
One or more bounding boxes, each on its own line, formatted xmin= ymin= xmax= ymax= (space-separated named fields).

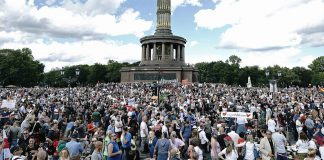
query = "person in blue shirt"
xmin=121 ymin=127 xmax=132 ymax=160
xmin=107 ymin=120 xmax=115 ymax=133
xmin=180 ymin=120 xmax=192 ymax=145
xmin=65 ymin=134 xmax=84 ymax=159
xmin=108 ymin=133 xmax=122 ymax=160
xmin=149 ymin=130 xmax=159 ymax=158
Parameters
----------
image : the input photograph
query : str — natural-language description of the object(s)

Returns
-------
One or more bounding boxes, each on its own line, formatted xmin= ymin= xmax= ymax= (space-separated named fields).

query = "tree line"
xmin=0 ymin=48 xmax=323 ymax=87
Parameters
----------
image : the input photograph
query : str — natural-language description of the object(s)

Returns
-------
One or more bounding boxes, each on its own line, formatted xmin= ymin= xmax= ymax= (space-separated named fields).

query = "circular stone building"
xmin=120 ymin=0 xmax=198 ymax=83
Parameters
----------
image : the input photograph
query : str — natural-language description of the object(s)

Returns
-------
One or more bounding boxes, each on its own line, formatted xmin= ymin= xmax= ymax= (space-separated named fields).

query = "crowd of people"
xmin=0 ymin=82 xmax=323 ymax=160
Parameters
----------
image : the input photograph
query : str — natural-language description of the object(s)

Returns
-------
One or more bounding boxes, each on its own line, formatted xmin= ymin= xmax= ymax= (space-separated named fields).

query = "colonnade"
xmin=141 ymin=43 xmax=185 ymax=62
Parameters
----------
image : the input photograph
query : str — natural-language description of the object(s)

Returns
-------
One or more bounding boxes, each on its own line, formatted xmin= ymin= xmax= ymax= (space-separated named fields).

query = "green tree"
xmin=291 ymin=67 xmax=312 ymax=87
xmin=308 ymin=56 xmax=324 ymax=85
xmin=87 ymin=63 xmax=107 ymax=84
xmin=0 ymin=48 xmax=44 ymax=87
xmin=226 ymin=55 xmax=242 ymax=66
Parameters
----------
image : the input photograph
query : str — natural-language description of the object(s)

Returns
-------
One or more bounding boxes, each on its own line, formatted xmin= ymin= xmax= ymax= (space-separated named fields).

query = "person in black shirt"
xmin=216 ymin=127 xmax=227 ymax=150
xmin=24 ymin=138 xmax=39 ymax=160
xmin=19 ymin=130 xmax=31 ymax=154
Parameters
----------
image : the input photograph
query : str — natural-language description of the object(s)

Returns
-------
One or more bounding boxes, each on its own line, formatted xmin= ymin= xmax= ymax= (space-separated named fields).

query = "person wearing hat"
xmin=65 ymin=133 xmax=84 ymax=160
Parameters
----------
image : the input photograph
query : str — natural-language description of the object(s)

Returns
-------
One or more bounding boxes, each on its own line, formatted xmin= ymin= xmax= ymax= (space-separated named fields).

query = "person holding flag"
xmin=1 ymin=129 xmax=12 ymax=160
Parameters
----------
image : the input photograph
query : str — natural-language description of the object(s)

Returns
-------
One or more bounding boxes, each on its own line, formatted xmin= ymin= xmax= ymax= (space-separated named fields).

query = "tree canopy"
xmin=0 ymin=48 xmax=323 ymax=87
xmin=0 ymin=48 xmax=44 ymax=87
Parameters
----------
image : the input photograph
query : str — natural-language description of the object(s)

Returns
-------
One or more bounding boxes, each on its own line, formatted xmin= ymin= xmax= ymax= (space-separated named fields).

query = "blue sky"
xmin=0 ymin=0 xmax=323 ymax=71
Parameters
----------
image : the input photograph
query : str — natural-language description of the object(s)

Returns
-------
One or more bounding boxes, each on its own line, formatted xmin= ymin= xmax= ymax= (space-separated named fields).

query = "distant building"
xmin=120 ymin=0 xmax=198 ymax=83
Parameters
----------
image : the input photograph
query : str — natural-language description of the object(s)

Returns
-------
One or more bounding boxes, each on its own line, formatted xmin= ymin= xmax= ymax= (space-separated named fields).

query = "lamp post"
xmin=61 ymin=68 xmax=80 ymax=109
xmin=265 ymin=70 xmax=282 ymax=95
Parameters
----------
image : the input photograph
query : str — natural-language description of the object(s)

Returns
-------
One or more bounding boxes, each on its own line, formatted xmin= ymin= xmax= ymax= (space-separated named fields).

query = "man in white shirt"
xmin=140 ymin=116 xmax=148 ymax=153
xmin=236 ymin=117 xmax=247 ymax=134
xmin=114 ymin=116 xmax=123 ymax=139
xmin=267 ymin=116 xmax=277 ymax=133
xmin=227 ymin=126 xmax=239 ymax=146
xmin=198 ymin=122 xmax=209 ymax=152
xmin=272 ymin=129 xmax=288 ymax=160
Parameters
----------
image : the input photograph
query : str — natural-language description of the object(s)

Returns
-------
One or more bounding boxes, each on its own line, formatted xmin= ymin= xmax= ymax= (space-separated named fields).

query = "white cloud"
xmin=0 ymin=0 xmax=152 ymax=71
xmin=172 ymin=0 xmax=203 ymax=12
xmin=45 ymin=0 xmax=56 ymax=6
xmin=189 ymin=41 xmax=199 ymax=47
xmin=0 ymin=0 xmax=152 ymax=41
xmin=1 ymin=40 xmax=141 ymax=72
xmin=186 ymin=47 xmax=316 ymax=69
xmin=62 ymin=0 xmax=126 ymax=15
xmin=194 ymin=0 xmax=324 ymax=50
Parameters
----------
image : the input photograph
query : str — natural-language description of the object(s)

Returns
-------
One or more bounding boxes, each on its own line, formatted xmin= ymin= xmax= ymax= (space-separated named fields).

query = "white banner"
xmin=128 ymin=98 xmax=135 ymax=106
xmin=1 ymin=100 xmax=16 ymax=109
xmin=221 ymin=112 xmax=253 ymax=119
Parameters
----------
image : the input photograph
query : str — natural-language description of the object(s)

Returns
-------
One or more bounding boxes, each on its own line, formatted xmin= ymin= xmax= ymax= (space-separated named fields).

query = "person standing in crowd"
xmin=107 ymin=120 xmax=115 ymax=134
xmin=296 ymin=132 xmax=310 ymax=160
xmin=140 ymin=116 xmax=148 ymax=153
xmin=121 ymin=126 xmax=131 ymax=160
xmin=19 ymin=130 xmax=31 ymax=153
xmin=148 ymin=130 xmax=158 ymax=158
xmin=272 ymin=129 xmax=288 ymax=160
xmin=65 ymin=134 xmax=84 ymax=160
xmin=305 ymin=115 xmax=315 ymax=139
xmin=103 ymin=131 xmax=112 ymax=160
xmin=227 ymin=126 xmax=239 ymax=147
xmin=236 ymin=117 xmax=247 ymax=134
xmin=35 ymin=144 xmax=48 ymax=160
xmin=24 ymin=138 xmax=38 ymax=160
xmin=154 ymin=132 xmax=172 ymax=160
xmin=259 ymin=131 xmax=275 ymax=160
xmin=198 ymin=121 xmax=209 ymax=153
xmin=169 ymin=147 xmax=181 ymax=160
xmin=210 ymin=132 xmax=221 ymax=160
xmin=10 ymin=146 xmax=25 ymax=160
xmin=218 ymin=142 xmax=238 ymax=160
xmin=267 ymin=116 xmax=277 ymax=133
xmin=170 ymin=131 xmax=185 ymax=151
xmin=8 ymin=121 xmax=21 ymax=147
xmin=239 ymin=135 xmax=257 ymax=160
xmin=92 ymin=109 xmax=101 ymax=127
xmin=217 ymin=127 xmax=227 ymax=150
xmin=114 ymin=116 xmax=123 ymax=146
xmin=59 ymin=148 xmax=70 ymax=160
xmin=91 ymin=141 xmax=103 ymax=160
xmin=180 ymin=119 xmax=192 ymax=146
xmin=108 ymin=133 xmax=122 ymax=160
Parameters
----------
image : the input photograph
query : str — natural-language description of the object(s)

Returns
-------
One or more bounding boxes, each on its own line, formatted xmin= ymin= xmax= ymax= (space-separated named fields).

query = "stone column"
xmin=177 ymin=44 xmax=180 ymax=61
xmin=153 ymin=43 xmax=157 ymax=60
xmin=142 ymin=45 xmax=145 ymax=61
xmin=146 ymin=44 xmax=150 ymax=61
xmin=181 ymin=45 xmax=185 ymax=61
xmin=170 ymin=43 xmax=173 ymax=60
xmin=162 ymin=43 xmax=165 ymax=60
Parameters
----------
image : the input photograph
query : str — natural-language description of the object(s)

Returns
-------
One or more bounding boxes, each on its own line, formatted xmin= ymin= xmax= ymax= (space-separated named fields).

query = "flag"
xmin=2 ymin=130 xmax=11 ymax=159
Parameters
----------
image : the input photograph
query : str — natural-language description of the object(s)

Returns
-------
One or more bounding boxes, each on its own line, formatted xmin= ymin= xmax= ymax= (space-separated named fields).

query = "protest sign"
xmin=1 ymin=100 xmax=16 ymax=109
xmin=221 ymin=112 xmax=253 ymax=119
xmin=128 ymin=98 xmax=135 ymax=106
